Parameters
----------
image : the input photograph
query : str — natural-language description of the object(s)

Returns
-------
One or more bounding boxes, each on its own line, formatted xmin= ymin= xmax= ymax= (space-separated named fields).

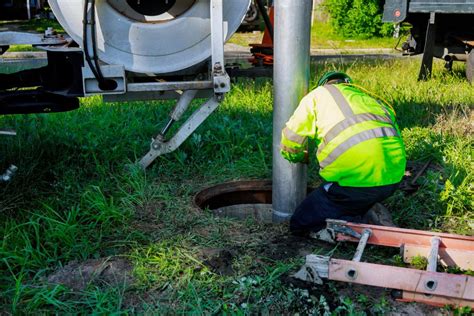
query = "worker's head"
xmin=317 ymin=71 xmax=352 ymax=87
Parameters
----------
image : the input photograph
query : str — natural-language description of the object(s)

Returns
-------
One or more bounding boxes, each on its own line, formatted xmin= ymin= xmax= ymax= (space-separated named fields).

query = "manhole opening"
xmin=194 ymin=180 xmax=312 ymax=224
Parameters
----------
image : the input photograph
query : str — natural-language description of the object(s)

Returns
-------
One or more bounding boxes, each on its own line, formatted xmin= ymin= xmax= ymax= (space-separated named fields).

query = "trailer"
xmin=383 ymin=0 xmax=474 ymax=81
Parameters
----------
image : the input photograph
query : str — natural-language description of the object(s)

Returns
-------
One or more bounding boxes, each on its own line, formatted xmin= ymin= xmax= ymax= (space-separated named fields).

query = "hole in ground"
xmin=194 ymin=180 xmax=313 ymax=224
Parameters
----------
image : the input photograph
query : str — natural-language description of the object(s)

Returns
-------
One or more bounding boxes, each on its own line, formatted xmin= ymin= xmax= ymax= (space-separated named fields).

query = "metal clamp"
xmin=139 ymin=96 xmax=221 ymax=169
xmin=1 ymin=165 xmax=18 ymax=182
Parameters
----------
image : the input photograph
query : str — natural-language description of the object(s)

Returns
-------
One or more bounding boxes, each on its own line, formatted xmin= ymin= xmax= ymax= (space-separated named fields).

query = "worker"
xmin=280 ymin=71 xmax=406 ymax=236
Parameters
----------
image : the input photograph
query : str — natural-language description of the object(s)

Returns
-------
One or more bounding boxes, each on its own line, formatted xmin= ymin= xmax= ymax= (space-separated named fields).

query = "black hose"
xmin=255 ymin=0 xmax=273 ymax=42
xmin=90 ymin=0 xmax=106 ymax=82
xmin=83 ymin=0 xmax=116 ymax=90
xmin=82 ymin=0 xmax=101 ymax=81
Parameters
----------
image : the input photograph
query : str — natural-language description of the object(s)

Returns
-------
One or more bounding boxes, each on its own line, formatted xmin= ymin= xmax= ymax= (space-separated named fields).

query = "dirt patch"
xmin=271 ymin=234 xmax=446 ymax=315
xmin=283 ymin=278 xmax=447 ymax=315
xmin=131 ymin=201 xmax=164 ymax=234
xmin=388 ymin=301 xmax=448 ymax=316
xmin=400 ymin=160 xmax=443 ymax=194
xmin=47 ymin=257 xmax=134 ymax=291
xmin=282 ymin=274 xmax=341 ymax=310
xmin=258 ymin=233 xmax=329 ymax=261
xmin=337 ymin=284 xmax=446 ymax=315
xmin=199 ymin=248 xmax=236 ymax=276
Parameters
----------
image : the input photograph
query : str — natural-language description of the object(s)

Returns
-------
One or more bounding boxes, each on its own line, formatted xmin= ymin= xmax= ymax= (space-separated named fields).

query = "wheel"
xmin=466 ymin=49 xmax=474 ymax=83
xmin=244 ymin=3 xmax=259 ymax=23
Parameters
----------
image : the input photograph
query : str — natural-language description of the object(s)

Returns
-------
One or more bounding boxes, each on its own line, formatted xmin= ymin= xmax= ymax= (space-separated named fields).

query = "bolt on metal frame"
xmin=139 ymin=0 xmax=230 ymax=169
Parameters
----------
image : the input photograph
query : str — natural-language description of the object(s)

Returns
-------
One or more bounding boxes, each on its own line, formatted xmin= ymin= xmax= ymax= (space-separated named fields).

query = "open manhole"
xmin=194 ymin=180 xmax=312 ymax=224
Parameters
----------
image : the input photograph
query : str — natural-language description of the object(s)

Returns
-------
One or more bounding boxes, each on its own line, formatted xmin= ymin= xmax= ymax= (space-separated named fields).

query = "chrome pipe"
xmin=272 ymin=0 xmax=312 ymax=223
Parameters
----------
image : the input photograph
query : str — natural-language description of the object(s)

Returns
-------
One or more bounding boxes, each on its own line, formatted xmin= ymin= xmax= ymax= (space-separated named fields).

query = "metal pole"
xmin=26 ymin=0 xmax=31 ymax=20
xmin=272 ymin=0 xmax=312 ymax=222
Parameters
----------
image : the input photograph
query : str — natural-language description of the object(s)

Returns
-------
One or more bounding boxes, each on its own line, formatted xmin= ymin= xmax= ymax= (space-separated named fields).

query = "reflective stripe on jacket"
xmin=280 ymin=83 xmax=406 ymax=187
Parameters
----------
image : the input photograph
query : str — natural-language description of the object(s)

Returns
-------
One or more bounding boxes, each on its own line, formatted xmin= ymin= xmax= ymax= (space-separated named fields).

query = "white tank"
xmin=49 ymin=0 xmax=250 ymax=74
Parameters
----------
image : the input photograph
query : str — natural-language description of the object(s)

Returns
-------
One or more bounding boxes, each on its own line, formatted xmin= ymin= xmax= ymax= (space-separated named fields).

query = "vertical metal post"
xmin=210 ymin=0 xmax=225 ymax=69
xmin=210 ymin=0 xmax=230 ymax=94
xmin=272 ymin=0 xmax=312 ymax=222
xmin=26 ymin=0 xmax=32 ymax=20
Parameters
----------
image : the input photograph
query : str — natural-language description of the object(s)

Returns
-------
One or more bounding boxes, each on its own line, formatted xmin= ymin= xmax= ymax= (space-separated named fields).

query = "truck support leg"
xmin=418 ymin=12 xmax=436 ymax=81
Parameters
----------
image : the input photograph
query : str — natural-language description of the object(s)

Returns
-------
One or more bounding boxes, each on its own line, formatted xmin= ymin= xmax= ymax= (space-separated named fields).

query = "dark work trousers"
xmin=290 ymin=182 xmax=399 ymax=235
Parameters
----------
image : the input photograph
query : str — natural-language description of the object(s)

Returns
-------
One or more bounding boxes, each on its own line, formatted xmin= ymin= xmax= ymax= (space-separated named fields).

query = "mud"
xmin=130 ymin=201 xmax=164 ymax=234
xmin=47 ymin=257 xmax=134 ymax=291
xmin=199 ymin=248 xmax=236 ymax=276
xmin=281 ymin=274 xmax=341 ymax=310
xmin=388 ymin=301 xmax=448 ymax=316
xmin=257 ymin=233 xmax=327 ymax=261
xmin=400 ymin=160 xmax=442 ymax=194
xmin=338 ymin=285 xmax=448 ymax=315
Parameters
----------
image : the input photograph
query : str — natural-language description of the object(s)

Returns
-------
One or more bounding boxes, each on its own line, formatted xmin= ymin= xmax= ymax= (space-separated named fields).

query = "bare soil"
xmin=47 ymin=258 xmax=134 ymax=291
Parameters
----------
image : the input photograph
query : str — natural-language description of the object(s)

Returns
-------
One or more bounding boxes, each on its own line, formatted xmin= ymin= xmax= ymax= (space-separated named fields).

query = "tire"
xmin=466 ymin=50 xmax=474 ymax=83
xmin=244 ymin=4 xmax=259 ymax=23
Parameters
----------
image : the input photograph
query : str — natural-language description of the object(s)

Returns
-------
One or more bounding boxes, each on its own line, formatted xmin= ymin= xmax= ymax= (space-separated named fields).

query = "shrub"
xmin=323 ymin=0 xmax=393 ymax=38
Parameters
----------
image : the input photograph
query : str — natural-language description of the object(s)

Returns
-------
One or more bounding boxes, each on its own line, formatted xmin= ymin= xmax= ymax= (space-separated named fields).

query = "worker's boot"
xmin=364 ymin=203 xmax=397 ymax=227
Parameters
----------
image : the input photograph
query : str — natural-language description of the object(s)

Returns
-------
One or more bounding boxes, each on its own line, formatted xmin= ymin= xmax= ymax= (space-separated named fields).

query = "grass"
xmin=229 ymin=18 xmax=400 ymax=51
xmin=310 ymin=19 xmax=399 ymax=50
xmin=0 ymin=18 xmax=63 ymax=34
xmin=0 ymin=58 xmax=473 ymax=313
xmin=3 ymin=17 xmax=398 ymax=53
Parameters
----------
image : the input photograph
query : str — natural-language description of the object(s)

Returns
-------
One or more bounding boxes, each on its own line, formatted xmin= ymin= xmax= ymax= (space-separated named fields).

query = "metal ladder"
xmin=294 ymin=219 xmax=474 ymax=309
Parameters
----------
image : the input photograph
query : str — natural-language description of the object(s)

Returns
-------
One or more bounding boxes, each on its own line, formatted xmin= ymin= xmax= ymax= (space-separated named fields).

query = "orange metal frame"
xmin=329 ymin=259 xmax=474 ymax=308
xmin=294 ymin=220 xmax=474 ymax=309
xmin=331 ymin=221 xmax=474 ymax=271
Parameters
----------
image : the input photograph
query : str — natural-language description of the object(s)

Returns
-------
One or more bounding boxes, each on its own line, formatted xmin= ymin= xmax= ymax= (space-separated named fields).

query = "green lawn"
xmin=311 ymin=19 xmax=399 ymax=50
xmin=229 ymin=19 xmax=400 ymax=50
xmin=4 ymin=18 xmax=398 ymax=52
xmin=0 ymin=58 xmax=472 ymax=313
xmin=0 ymin=19 xmax=63 ymax=33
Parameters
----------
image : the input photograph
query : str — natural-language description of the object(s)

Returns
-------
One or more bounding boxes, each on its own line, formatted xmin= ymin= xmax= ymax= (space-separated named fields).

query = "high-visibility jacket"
xmin=280 ymin=83 xmax=406 ymax=187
